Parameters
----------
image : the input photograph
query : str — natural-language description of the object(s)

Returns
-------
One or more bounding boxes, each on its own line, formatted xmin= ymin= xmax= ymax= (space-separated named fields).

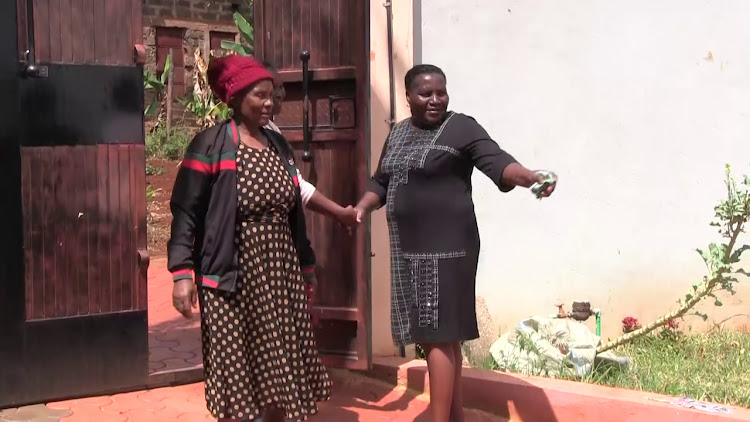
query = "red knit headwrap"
xmin=207 ymin=55 xmax=273 ymax=104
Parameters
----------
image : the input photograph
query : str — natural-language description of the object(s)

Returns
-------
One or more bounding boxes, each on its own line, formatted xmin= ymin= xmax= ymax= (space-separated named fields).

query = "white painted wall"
xmin=416 ymin=0 xmax=750 ymax=340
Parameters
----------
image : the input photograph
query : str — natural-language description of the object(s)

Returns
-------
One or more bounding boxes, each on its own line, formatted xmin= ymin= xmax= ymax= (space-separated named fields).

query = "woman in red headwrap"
xmin=168 ymin=55 xmax=331 ymax=422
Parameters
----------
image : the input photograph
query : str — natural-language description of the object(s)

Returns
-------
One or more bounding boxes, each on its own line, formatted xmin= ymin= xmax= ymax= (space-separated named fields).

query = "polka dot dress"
xmin=198 ymin=141 xmax=332 ymax=421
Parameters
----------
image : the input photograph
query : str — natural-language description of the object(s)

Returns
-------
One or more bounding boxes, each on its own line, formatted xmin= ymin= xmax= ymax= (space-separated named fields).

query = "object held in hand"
xmin=530 ymin=170 xmax=557 ymax=199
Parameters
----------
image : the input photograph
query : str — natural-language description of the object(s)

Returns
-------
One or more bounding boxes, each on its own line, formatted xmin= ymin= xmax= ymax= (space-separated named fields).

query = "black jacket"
xmin=167 ymin=119 xmax=316 ymax=291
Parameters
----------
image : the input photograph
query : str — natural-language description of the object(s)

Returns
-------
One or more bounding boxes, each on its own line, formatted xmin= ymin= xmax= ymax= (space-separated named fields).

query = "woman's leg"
xmin=450 ymin=342 xmax=465 ymax=422
xmin=423 ymin=342 xmax=459 ymax=422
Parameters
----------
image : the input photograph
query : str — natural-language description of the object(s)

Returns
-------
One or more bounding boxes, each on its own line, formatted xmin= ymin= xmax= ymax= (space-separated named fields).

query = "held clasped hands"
xmin=334 ymin=205 xmax=365 ymax=230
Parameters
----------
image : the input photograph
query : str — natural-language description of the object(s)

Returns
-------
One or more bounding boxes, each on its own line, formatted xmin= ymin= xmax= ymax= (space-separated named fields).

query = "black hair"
xmin=404 ymin=64 xmax=446 ymax=91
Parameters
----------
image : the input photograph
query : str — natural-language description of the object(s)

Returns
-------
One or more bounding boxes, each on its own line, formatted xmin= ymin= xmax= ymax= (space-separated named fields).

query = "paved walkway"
xmin=148 ymin=258 xmax=202 ymax=374
xmin=2 ymin=371 xmax=502 ymax=421
xmin=0 ymin=258 xmax=504 ymax=421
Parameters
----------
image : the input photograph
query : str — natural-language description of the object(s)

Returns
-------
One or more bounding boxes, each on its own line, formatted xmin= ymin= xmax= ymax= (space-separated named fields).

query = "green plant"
xmin=143 ymin=51 xmax=173 ymax=118
xmin=180 ymin=92 xmax=232 ymax=128
xmin=161 ymin=130 xmax=190 ymax=161
xmin=473 ymin=354 xmax=501 ymax=371
xmin=657 ymin=319 xmax=682 ymax=342
xmin=178 ymin=11 xmax=254 ymax=127
xmin=146 ymin=163 xmax=165 ymax=176
xmin=146 ymin=184 xmax=161 ymax=202
xmin=584 ymin=330 xmax=750 ymax=408
xmin=492 ymin=331 xmax=575 ymax=378
xmin=598 ymin=165 xmax=750 ymax=353
xmin=221 ymin=12 xmax=254 ymax=55
xmin=145 ymin=132 xmax=161 ymax=159
xmin=146 ymin=126 xmax=191 ymax=161
xmin=179 ymin=49 xmax=233 ymax=129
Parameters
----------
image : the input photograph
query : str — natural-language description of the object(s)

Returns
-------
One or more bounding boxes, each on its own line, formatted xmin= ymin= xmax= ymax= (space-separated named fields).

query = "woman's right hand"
xmin=353 ymin=206 xmax=365 ymax=224
xmin=352 ymin=192 xmax=381 ymax=223
xmin=172 ymin=279 xmax=198 ymax=319
xmin=336 ymin=205 xmax=363 ymax=228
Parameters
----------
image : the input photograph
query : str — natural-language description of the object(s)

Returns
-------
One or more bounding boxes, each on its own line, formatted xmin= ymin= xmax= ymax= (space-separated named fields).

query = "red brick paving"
xmin=5 ymin=259 xmax=504 ymax=421
xmin=46 ymin=371 xmax=504 ymax=421
xmin=147 ymin=258 xmax=202 ymax=374
xmin=141 ymin=260 xmax=504 ymax=420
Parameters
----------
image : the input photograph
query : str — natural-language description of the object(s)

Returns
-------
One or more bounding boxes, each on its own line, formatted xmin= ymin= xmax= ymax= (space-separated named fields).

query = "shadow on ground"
xmin=327 ymin=364 xmax=559 ymax=422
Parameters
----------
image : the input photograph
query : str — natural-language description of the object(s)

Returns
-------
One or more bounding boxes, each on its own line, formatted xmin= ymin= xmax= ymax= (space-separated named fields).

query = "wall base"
xmin=369 ymin=357 xmax=750 ymax=422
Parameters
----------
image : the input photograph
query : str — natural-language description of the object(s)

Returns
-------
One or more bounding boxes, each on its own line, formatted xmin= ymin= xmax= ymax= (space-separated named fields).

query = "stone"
xmin=145 ymin=46 xmax=158 ymax=73
xmin=462 ymin=296 xmax=497 ymax=365
xmin=0 ymin=404 xmax=71 ymax=421
xmin=143 ymin=27 xmax=156 ymax=46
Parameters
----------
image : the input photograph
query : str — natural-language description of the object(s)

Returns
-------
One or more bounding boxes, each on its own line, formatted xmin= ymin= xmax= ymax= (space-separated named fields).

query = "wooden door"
xmin=0 ymin=0 xmax=148 ymax=407
xmin=255 ymin=0 xmax=371 ymax=370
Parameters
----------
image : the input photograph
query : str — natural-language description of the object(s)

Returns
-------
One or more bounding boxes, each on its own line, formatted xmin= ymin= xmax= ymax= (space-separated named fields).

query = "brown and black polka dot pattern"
xmin=198 ymin=141 xmax=331 ymax=421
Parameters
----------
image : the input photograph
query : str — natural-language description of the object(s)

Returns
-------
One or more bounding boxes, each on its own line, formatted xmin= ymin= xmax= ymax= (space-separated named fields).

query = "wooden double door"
xmin=0 ymin=0 xmax=148 ymax=407
xmin=0 ymin=0 xmax=371 ymax=408
xmin=254 ymin=0 xmax=372 ymax=370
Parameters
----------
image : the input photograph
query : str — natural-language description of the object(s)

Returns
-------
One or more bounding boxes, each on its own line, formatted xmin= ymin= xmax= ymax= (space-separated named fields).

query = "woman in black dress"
xmin=354 ymin=64 xmax=556 ymax=422
xmin=169 ymin=55 xmax=331 ymax=422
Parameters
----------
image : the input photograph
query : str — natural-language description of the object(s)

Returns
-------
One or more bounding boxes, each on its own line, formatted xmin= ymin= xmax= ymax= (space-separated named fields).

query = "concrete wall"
xmin=368 ymin=0 xmax=415 ymax=356
xmin=402 ymin=0 xmax=750 ymax=344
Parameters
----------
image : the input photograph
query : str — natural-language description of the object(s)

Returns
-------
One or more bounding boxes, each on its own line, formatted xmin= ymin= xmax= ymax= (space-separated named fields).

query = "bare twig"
xmin=707 ymin=314 xmax=750 ymax=333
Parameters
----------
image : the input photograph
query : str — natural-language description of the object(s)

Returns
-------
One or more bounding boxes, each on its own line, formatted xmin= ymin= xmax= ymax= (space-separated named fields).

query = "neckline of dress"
xmin=236 ymin=124 xmax=270 ymax=151
xmin=409 ymin=111 xmax=454 ymax=131
xmin=239 ymin=140 xmax=269 ymax=152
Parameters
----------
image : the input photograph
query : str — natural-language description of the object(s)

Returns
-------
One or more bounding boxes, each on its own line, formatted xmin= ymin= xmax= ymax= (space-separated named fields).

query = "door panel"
xmin=0 ymin=0 xmax=149 ymax=407
xmin=255 ymin=0 xmax=371 ymax=370
xmin=16 ymin=0 xmax=141 ymax=66
xmin=262 ymin=0 xmax=357 ymax=71
xmin=19 ymin=63 xmax=143 ymax=146
xmin=21 ymin=145 xmax=148 ymax=320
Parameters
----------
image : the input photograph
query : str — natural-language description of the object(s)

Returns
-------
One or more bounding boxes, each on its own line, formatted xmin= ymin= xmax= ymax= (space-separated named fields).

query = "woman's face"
xmin=233 ymin=79 xmax=274 ymax=126
xmin=407 ymin=73 xmax=449 ymax=127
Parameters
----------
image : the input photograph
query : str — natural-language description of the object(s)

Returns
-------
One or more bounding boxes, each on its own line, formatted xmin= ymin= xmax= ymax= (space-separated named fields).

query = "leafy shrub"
xmin=145 ymin=132 xmax=161 ymax=158
xmin=221 ymin=12 xmax=254 ymax=55
xmin=179 ymin=49 xmax=232 ymax=129
xmin=143 ymin=51 xmax=172 ymax=118
xmin=162 ymin=131 xmax=190 ymax=161
xmin=145 ymin=126 xmax=192 ymax=160
xmin=146 ymin=163 xmax=165 ymax=176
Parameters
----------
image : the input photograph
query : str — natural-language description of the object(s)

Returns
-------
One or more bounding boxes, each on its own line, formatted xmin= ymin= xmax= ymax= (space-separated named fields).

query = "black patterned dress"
xmin=198 ymin=141 xmax=331 ymax=421
xmin=370 ymin=112 xmax=518 ymax=347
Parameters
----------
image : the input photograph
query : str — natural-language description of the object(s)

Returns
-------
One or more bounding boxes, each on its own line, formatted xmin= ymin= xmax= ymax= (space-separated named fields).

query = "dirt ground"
xmin=146 ymin=158 xmax=180 ymax=258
